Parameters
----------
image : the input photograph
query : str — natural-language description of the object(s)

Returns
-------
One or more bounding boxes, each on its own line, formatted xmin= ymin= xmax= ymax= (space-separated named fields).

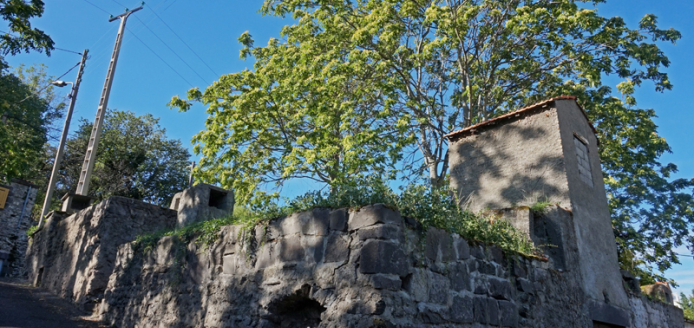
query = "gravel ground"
xmin=0 ymin=278 xmax=106 ymax=328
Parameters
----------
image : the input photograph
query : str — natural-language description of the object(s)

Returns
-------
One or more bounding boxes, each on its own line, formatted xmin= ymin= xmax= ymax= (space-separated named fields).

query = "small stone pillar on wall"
xmin=169 ymin=183 xmax=234 ymax=227
xmin=0 ymin=178 xmax=38 ymax=277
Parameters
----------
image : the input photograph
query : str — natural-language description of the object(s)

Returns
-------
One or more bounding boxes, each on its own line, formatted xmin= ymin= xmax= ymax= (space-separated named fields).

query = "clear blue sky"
xmin=3 ymin=0 xmax=693 ymax=295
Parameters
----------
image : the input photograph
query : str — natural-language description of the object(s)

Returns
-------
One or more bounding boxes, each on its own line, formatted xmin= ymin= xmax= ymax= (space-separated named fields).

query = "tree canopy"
xmin=0 ymin=61 xmax=63 ymax=181
xmin=172 ymin=0 xmax=693 ymax=282
xmin=54 ymin=110 xmax=191 ymax=207
xmin=0 ymin=0 xmax=53 ymax=56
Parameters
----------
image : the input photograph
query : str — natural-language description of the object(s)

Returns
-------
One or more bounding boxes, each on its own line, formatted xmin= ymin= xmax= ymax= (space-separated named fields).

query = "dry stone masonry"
xmin=26 ymin=196 xmax=178 ymax=312
xmin=0 ymin=179 xmax=38 ymax=277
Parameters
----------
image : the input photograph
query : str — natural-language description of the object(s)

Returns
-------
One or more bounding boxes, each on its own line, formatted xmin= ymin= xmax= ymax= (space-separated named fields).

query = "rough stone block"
xmin=256 ymin=243 xmax=276 ymax=269
xmin=429 ymin=272 xmax=450 ymax=304
xmin=329 ymin=208 xmax=347 ymax=231
xmin=222 ymin=254 xmax=237 ymax=274
xmin=511 ymin=259 xmax=527 ymax=278
xmin=404 ymin=268 xmax=429 ymax=302
xmin=358 ymin=224 xmax=401 ymax=241
xmin=348 ymin=204 xmax=402 ymax=231
xmin=324 ymin=234 xmax=349 ymax=263
xmin=517 ymin=278 xmax=534 ymax=294
xmin=425 ymin=228 xmax=454 ymax=262
xmin=487 ymin=297 xmax=499 ymax=326
xmin=270 ymin=213 xmax=303 ymax=237
xmin=417 ymin=303 xmax=447 ymax=324
xmin=498 ymin=300 xmax=519 ymax=327
xmin=449 ymin=262 xmax=470 ymax=292
xmin=470 ymin=245 xmax=485 ymax=259
xmin=304 ymin=236 xmax=325 ymax=263
xmin=302 ymin=208 xmax=330 ymax=236
xmin=489 ymin=246 xmax=504 ymax=264
xmin=369 ymin=274 xmax=402 ymax=290
xmin=359 ymin=240 xmax=409 ymax=277
xmin=473 ymin=295 xmax=489 ymax=323
xmin=489 ymin=278 xmax=513 ymax=300
xmin=454 ymin=235 xmax=470 ymax=260
xmin=450 ymin=295 xmax=473 ymax=323
xmin=279 ymin=237 xmax=304 ymax=262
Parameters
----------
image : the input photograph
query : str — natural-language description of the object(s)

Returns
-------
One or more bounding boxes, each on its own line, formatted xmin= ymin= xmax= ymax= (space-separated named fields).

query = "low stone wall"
xmin=629 ymin=295 xmax=685 ymax=328
xmin=26 ymin=196 xmax=177 ymax=312
xmin=100 ymin=204 xmax=598 ymax=327
xmin=0 ymin=179 xmax=38 ymax=277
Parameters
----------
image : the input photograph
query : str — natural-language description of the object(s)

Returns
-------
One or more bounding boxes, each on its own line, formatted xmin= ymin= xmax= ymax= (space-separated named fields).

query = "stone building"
xmin=445 ymin=95 xmax=646 ymax=327
xmin=0 ymin=178 xmax=38 ymax=277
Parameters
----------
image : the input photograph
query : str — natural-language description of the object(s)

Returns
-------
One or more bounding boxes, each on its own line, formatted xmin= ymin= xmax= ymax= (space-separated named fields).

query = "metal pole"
xmin=76 ymin=5 xmax=143 ymax=196
xmin=35 ymin=50 xmax=89 ymax=231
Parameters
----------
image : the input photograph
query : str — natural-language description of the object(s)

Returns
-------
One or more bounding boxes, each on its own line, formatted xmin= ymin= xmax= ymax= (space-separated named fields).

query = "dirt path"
xmin=0 ymin=278 xmax=105 ymax=328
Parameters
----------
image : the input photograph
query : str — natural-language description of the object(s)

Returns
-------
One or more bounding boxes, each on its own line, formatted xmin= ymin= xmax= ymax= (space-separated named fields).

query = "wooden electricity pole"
xmin=76 ymin=5 xmax=143 ymax=196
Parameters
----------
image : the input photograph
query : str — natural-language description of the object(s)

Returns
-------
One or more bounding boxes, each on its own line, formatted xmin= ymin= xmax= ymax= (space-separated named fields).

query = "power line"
xmin=126 ymin=27 xmax=195 ymax=88
xmin=18 ymin=61 xmax=81 ymax=103
xmin=133 ymin=16 xmax=210 ymax=84
xmin=162 ymin=0 xmax=179 ymax=12
xmin=54 ymin=47 xmax=83 ymax=55
xmin=1 ymin=30 xmax=82 ymax=56
xmin=82 ymin=0 xmax=111 ymax=15
xmin=148 ymin=7 xmax=220 ymax=78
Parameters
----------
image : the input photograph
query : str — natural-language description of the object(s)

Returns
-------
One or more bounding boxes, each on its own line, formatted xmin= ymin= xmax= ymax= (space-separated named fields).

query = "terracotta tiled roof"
xmin=444 ymin=95 xmax=597 ymax=141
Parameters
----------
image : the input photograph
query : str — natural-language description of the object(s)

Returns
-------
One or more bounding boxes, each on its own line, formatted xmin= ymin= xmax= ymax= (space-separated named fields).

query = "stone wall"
xmin=0 ymin=179 xmax=38 ymax=277
xmin=100 ymin=204 xmax=677 ymax=328
xmin=26 ymin=196 xmax=177 ymax=312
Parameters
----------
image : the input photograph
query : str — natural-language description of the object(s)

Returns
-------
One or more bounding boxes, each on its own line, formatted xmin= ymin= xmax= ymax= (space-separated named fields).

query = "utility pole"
xmin=76 ymin=4 xmax=143 ymax=196
xmin=38 ymin=49 xmax=88 ymax=223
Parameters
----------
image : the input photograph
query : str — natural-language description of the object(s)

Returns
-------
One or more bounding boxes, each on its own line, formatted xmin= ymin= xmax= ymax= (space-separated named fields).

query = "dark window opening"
xmin=71 ymin=198 xmax=91 ymax=211
xmin=208 ymin=188 xmax=228 ymax=210
xmin=267 ymin=285 xmax=325 ymax=328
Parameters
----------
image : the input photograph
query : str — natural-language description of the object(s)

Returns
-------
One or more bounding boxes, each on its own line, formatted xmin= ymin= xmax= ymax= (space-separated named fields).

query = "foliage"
xmin=26 ymin=224 xmax=38 ymax=237
xmin=172 ymin=0 xmax=693 ymax=282
xmin=136 ymin=179 xmax=536 ymax=257
xmin=0 ymin=61 xmax=64 ymax=182
xmin=681 ymin=289 xmax=694 ymax=321
xmin=53 ymin=110 xmax=191 ymax=207
xmin=530 ymin=200 xmax=554 ymax=213
xmin=0 ymin=0 xmax=53 ymax=56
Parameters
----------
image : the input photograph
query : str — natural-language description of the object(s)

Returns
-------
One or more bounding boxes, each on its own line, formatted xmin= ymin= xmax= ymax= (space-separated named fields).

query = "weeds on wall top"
xmin=135 ymin=178 xmax=536 ymax=256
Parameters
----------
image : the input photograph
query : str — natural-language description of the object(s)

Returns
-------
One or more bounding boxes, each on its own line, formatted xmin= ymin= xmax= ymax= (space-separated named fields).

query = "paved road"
xmin=0 ymin=279 xmax=105 ymax=328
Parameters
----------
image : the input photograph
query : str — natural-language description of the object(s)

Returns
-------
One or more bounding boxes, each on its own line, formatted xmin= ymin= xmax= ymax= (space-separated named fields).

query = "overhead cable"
xmin=18 ymin=61 xmax=81 ymax=103
xmin=133 ymin=16 xmax=210 ymax=84
xmin=82 ymin=0 xmax=111 ymax=15
xmin=149 ymin=7 xmax=220 ymax=78
xmin=126 ymin=27 xmax=195 ymax=88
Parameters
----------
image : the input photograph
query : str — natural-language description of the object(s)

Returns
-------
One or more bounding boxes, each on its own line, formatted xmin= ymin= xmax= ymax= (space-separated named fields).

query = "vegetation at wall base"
xmin=135 ymin=179 xmax=536 ymax=258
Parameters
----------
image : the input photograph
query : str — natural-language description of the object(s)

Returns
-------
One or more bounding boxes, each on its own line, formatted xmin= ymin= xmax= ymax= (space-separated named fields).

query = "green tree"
xmin=1 ymin=0 xmax=53 ymax=56
xmin=0 ymin=61 xmax=63 ymax=181
xmin=681 ymin=290 xmax=694 ymax=321
xmin=53 ymin=110 xmax=191 ymax=207
xmin=172 ymin=0 xmax=693 ymax=281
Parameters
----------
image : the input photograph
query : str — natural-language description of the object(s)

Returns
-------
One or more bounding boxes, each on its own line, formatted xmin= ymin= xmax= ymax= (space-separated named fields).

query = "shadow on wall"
xmin=26 ymin=197 xmax=178 ymax=312
xmin=449 ymin=117 xmax=568 ymax=212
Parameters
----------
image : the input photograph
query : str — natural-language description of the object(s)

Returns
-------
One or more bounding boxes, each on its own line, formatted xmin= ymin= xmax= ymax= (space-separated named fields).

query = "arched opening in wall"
xmin=267 ymin=285 xmax=326 ymax=328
